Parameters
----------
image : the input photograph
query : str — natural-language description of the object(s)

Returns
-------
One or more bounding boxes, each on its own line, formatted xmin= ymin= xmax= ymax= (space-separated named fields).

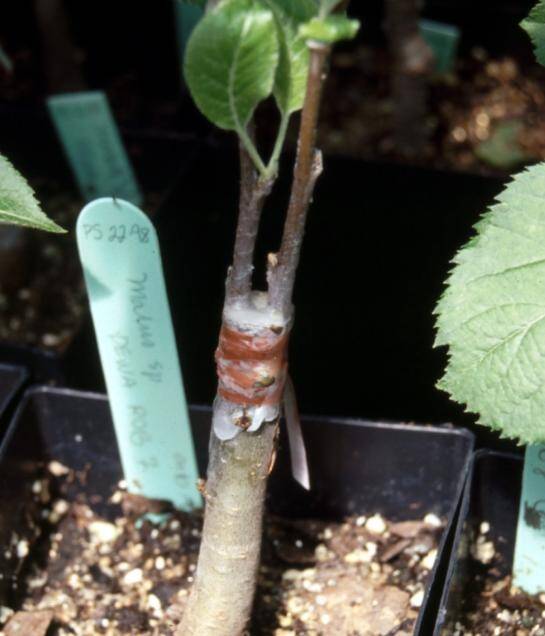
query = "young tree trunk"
xmin=175 ymin=43 xmax=331 ymax=636
xmin=385 ymin=0 xmax=434 ymax=157
xmin=177 ymin=423 xmax=277 ymax=635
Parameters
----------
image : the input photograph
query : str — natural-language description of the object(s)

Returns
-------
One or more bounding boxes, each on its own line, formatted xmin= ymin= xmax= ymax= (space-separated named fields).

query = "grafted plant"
xmin=174 ymin=1 xmax=358 ymax=634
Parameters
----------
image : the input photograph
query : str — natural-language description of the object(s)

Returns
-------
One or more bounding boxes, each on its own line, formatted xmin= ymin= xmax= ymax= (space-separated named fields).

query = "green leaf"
xmin=299 ymin=14 xmax=360 ymax=44
xmin=0 ymin=155 xmax=65 ymax=233
xmin=262 ymin=0 xmax=317 ymax=114
xmin=184 ymin=0 xmax=279 ymax=131
xmin=521 ymin=0 xmax=545 ymax=66
xmin=435 ymin=162 xmax=545 ymax=443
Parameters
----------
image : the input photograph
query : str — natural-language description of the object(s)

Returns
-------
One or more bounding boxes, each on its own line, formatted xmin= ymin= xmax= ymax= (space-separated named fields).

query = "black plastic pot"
xmin=0 ymin=386 xmax=473 ymax=633
xmin=0 ymin=322 xmax=104 ymax=387
xmin=0 ymin=342 xmax=67 ymax=385
xmin=0 ymin=363 xmax=27 ymax=436
xmin=433 ymin=450 xmax=523 ymax=635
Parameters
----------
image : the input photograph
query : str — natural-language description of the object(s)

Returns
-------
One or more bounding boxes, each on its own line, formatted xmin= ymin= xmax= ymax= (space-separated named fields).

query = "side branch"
xmin=268 ymin=42 xmax=330 ymax=314
xmin=226 ymin=130 xmax=274 ymax=304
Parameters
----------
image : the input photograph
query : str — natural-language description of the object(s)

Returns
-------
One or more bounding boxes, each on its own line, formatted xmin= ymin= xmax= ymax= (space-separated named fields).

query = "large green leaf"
xmin=184 ymin=0 xmax=279 ymax=131
xmin=262 ymin=0 xmax=316 ymax=114
xmin=0 ymin=155 xmax=65 ymax=233
xmin=521 ymin=0 xmax=545 ymax=66
xmin=435 ymin=163 xmax=545 ymax=443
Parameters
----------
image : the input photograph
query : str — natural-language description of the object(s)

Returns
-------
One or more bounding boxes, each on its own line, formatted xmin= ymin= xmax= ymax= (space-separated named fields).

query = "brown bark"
xmin=175 ymin=423 xmax=277 ymax=636
xmin=225 ymin=127 xmax=274 ymax=304
xmin=385 ymin=0 xmax=434 ymax=156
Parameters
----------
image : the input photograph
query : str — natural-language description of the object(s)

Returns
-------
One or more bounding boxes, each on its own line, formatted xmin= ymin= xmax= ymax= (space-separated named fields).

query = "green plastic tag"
xmin=513 ymin=445 xmax=545 ymax=594
xmin=48 ymin=91 xmax=142 ymax=205
xmin=419 ymin=19 xmax=460 ymax=74
xmin=76 ymin=198 xmax=201 ymax=510
xmin=174 ymin=1 xmax=203 ymax=65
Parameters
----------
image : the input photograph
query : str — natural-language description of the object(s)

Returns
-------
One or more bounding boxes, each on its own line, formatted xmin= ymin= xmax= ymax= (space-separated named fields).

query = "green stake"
xmin=514 ymin=445 xmax=545 ymax=594
xmin=48 ymin=91 xmax=142 ymax=205
xmin=419 ymin=19 xmax=460 ymax=74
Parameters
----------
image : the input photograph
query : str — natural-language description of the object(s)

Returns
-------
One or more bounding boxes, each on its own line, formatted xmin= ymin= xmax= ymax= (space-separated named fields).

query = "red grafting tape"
xmin=215 ymin=324 xmax=289 ymax=407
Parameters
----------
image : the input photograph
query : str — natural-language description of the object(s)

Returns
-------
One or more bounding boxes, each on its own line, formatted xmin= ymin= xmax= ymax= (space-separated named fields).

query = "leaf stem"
xmin=237 ymin=125 xmax=268 ymax=177
xmin=265 ymin=110 xmax=291 ymax=178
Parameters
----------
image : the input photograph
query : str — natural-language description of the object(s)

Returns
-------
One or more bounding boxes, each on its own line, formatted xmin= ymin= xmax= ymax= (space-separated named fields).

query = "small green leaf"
xmin=184 ymin=0 xmax=279 ymax=132
xmin=521 ymin=0 xmax=545 ymax=66
xmin=262 ymin=0 xmax=317 ymax=114
xmin=0 ymin=155 xmax=65 ymax=233
xmin=435 ymin=162 xmax=545 ymax=443
xmin=299 ymin=14 xmax=360 ymax=44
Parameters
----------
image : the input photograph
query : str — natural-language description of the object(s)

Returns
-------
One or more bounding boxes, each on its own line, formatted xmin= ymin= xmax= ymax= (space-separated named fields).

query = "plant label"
xmin=174 ymin=1 xmax=203 ymax=67
xmin=513 ymin=444 xmax=545 ymax=594
xmin=76 ymin=198 xmax=201 ymax=511
xmin=419 ymin=19 xmax=460 ymax=74
xmin=48 ymin=91 xmax=142 ymax=205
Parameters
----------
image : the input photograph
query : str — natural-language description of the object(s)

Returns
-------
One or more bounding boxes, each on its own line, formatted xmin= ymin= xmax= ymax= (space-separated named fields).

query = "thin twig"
xmin=268 ymin=42 xmax=331 ymax=314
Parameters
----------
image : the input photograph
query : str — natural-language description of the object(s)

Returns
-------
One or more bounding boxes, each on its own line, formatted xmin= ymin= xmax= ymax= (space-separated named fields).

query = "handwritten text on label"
xmin=77 ymin=198 xmax=201 ymax=510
